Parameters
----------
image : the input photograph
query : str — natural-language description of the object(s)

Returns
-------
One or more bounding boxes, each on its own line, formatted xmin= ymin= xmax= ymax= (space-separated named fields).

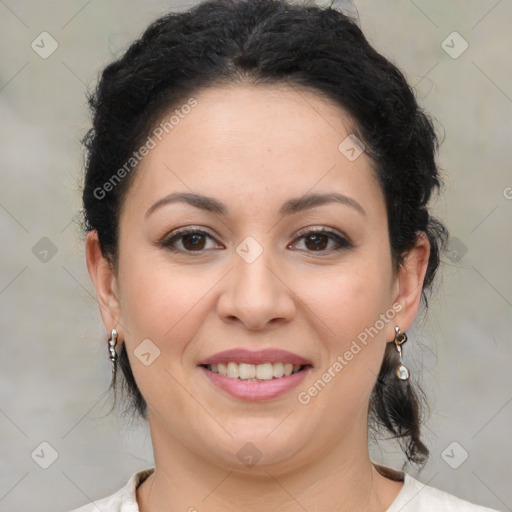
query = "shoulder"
xmin=388 ymin=472 xmax=502 ymax=512
xmin=67 ymin=469 xmax=154 ymax=512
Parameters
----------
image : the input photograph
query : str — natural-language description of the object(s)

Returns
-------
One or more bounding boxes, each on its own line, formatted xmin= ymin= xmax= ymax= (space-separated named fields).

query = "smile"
xmin=198 ymin=348 xmax=313 ymax=400
xmin=204 ymin=362 xmax=306 ymax=381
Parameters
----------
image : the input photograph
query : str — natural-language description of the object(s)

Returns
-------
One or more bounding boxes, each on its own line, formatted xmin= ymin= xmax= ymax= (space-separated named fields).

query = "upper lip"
xmin=198 ymin=348 xmax=313 ymax=367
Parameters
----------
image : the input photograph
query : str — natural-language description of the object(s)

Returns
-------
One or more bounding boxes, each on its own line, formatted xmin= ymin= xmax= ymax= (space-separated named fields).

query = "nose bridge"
xmin=217 ymin=235 xmax=295 ymax=329
xmin=236 ymin=244 xmax=277 ymax=296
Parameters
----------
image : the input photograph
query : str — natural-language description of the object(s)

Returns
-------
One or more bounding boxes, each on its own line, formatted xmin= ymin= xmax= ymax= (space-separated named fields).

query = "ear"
xmin=387 ymin=232 xmax=430 ymax=341
xmin=85 ymin=231 xmax=124 ymax=338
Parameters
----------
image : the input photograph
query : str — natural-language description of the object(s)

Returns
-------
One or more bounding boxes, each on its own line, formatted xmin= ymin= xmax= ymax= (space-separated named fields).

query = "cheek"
xmin=116 ymin=254 xmax=218 ymax=413
xmin=293 ymin=282 xmax=391 ymax=429
xmin=117 ymin=250 xmax=215 ymax=355
xmin=301 ymin=258 xmax=392 ymax=342
xmin=296 ymin=256 xmax=393 ymax=397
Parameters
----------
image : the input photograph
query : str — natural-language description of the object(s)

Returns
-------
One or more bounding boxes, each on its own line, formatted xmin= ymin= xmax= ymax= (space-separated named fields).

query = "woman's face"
xmin=89 ymin=83 xmax=427 ymax=473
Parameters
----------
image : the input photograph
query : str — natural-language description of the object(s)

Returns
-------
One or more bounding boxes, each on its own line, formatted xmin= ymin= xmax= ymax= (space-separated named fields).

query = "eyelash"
xmin=160 ymin=226 xmax=352 ymax=254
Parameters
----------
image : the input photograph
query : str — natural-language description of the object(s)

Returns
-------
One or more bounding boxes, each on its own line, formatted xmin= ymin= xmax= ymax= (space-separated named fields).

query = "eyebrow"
xmin=145 ymin=191 xmax=366 ymax=218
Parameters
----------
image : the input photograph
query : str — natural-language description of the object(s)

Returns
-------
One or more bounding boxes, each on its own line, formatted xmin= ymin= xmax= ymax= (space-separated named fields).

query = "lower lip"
xmin=199 ymin=366 xmax=311 ymax=401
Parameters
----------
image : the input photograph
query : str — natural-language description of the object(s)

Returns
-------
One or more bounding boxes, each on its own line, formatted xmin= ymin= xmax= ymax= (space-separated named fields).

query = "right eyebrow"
xmin=145 ymin=192 xmax=226 ymax=218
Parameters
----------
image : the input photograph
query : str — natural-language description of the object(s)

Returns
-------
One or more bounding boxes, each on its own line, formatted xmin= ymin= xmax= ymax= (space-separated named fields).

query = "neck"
xmin=137 ymin=420 xmax=403 ymax=512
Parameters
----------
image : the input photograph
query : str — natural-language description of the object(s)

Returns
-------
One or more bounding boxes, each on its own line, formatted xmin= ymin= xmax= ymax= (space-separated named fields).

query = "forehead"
xmin=124 ymin=83 xmax=382 ymax=218
xmin=178 ymin=82 xmax=354 ymax=153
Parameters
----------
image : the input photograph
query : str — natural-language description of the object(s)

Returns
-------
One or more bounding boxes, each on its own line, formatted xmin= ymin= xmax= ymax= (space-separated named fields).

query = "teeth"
xmin=239 ymin=363 xmax=256 ymax=379
xmin=227 ymin=362 xmax=239 ymax=379
xmin=273 ymin=362 xmax=284 ymax=378
xmin=206 ymin=362 xmax=304 ymax=380
xmin=256 ymin=363 xmax=273 ymax=380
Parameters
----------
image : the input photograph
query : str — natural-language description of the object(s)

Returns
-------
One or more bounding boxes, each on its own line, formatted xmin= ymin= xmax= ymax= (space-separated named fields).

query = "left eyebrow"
xmin=279 ymin=192 xmax=366 ymax=217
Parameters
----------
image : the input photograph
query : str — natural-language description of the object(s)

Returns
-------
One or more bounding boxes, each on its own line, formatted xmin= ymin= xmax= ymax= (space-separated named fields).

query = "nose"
xmin=216 ymin=247 xmax=296 ymax=331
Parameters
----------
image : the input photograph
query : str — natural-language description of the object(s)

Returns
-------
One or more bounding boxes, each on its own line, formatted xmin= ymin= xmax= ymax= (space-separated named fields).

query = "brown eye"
xmin=162 ymin=228 xmax=222 ymax=253
xmin=291 ymin=229 xmax=351 ymax=253
xmin=304 ymin=233 xmax=329 ymax=251
xmin=182 ymin=233 xmax=207 ymax=251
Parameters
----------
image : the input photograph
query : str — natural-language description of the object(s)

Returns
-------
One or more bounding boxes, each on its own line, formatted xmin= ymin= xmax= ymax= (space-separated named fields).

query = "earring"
xmin=108 ymin=328 xmax=118 ymax=374
xmin=393 ymin=326 xmax=410 ymax=381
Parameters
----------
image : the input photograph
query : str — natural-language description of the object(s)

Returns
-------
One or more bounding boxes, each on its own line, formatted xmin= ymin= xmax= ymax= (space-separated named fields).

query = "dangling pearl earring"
xmin=108 ymin=328 xmax=118 ymax=374
xmin=393 ymin=326 xmax=410 ymax=380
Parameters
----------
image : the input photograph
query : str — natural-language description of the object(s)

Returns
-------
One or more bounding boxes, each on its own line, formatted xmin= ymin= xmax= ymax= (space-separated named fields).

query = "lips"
xmin=198 ymin=348 xmax=313 ymax=401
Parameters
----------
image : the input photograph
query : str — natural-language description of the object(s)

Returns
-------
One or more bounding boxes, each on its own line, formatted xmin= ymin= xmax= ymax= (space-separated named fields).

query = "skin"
xmin=86 ymin=83 xmax=430 ymax=512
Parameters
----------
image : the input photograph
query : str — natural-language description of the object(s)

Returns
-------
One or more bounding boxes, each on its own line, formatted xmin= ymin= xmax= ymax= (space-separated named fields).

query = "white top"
xmin=69 ymin=466 xmax=502 ymax=512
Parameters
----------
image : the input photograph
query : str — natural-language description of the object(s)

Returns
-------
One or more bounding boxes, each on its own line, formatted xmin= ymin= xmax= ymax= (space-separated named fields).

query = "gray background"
xmin=1 ymin=1 xmax=511 ymax=511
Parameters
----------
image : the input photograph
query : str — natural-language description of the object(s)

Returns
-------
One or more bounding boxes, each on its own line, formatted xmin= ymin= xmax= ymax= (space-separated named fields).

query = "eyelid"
xmin=294 ymin=225 xmax=346 ymax=237
xmin=160 ymin=226 xmax=224 ymax=252
xmin=293 ymin=225 xmax=351 ymax=243
xmin=166 ymin=226 xmax=217 ymax=239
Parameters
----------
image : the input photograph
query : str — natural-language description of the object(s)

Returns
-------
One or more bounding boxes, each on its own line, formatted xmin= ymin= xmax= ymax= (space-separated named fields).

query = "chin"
xmin=203 ymin=422 xmax=314 ymax=474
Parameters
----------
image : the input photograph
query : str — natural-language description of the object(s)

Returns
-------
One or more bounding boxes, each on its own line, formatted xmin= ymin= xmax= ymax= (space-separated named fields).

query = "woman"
xmin=72 ymin=0 xmax=501 ymax=510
